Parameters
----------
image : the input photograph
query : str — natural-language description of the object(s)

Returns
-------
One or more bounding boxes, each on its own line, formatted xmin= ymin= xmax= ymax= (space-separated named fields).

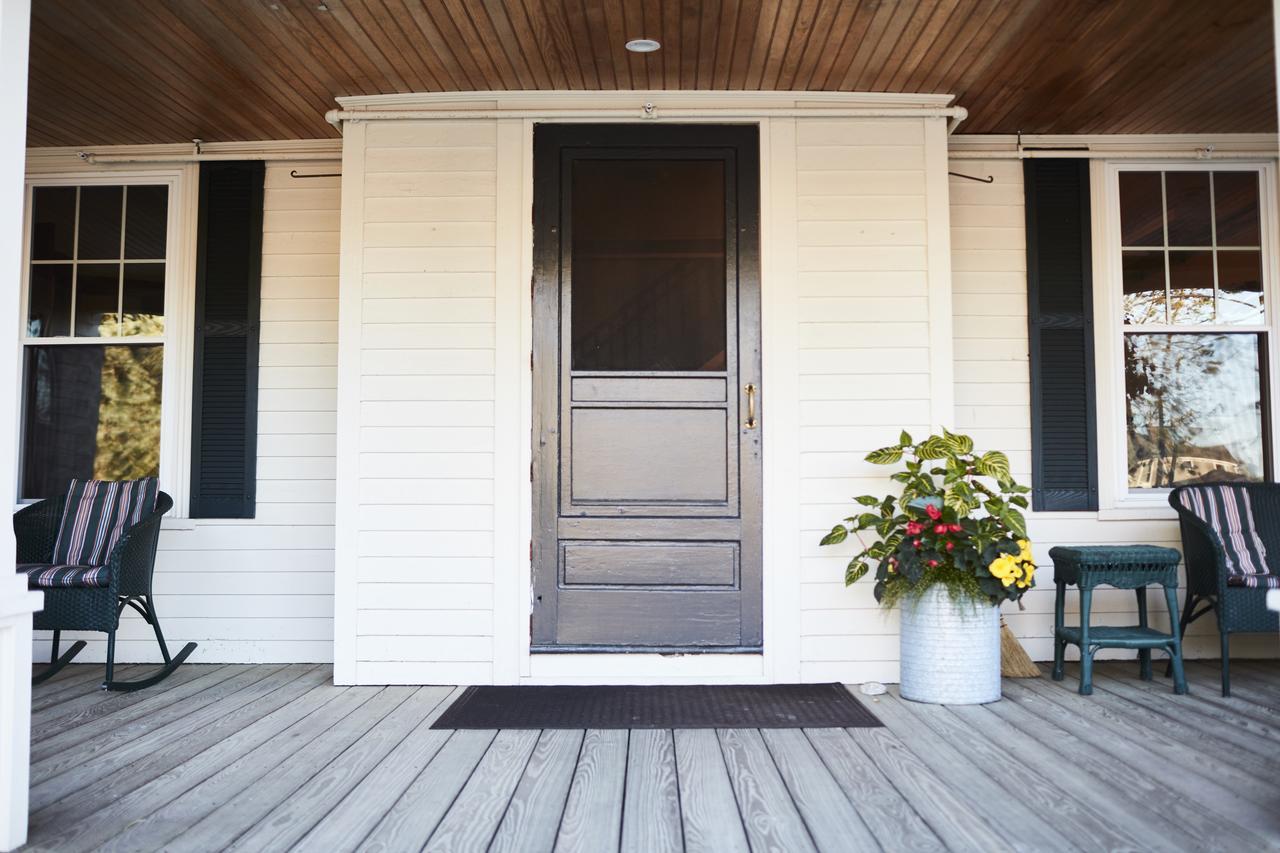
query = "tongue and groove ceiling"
xmin=27 ymin=0 xmax=1277 ymax=146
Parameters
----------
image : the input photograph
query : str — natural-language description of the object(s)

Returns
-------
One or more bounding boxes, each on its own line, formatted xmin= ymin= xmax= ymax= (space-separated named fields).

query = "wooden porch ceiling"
xmin=29 ymin=0 xmax=1277 ymax=147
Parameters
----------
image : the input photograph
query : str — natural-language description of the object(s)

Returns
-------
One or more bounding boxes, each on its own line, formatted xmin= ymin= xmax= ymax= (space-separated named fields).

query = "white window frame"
xmin=1094 ymin=159 xmax=1280 ymax=517
xmin=16 ymin=167 xmax=198 ymax=516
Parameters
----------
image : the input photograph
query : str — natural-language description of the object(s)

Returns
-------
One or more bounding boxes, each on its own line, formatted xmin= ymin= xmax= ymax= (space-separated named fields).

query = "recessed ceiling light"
xmin=625 ymin=39 xmax=661 ymax=53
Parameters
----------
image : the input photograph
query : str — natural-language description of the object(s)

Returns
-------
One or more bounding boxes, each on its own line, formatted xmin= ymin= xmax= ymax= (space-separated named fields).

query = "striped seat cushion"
xmin=51 ymin=478 xmax=159 ymax=568
xmin=1226 ymin=574 xmax=1280 ymax=589
xmin=17 ymin=562 xmax=111 ymax=588
xmin=1177 ymin=485 xmax=1271 ymax=579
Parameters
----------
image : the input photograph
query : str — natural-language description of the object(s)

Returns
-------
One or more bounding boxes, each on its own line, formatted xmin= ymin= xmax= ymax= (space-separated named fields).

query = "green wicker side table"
xmin=1049 ymin=545 xmax=1188 ymax=696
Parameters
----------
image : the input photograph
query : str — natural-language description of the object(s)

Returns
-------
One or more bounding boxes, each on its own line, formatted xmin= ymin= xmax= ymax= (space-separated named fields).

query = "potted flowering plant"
xmin=820 ymin=430 xmax=1035 ymax=704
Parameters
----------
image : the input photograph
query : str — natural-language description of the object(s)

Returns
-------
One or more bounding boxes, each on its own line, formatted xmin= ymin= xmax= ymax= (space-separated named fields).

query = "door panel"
xmin=569 ymin=408 xmax=728 ymax=503
xmin=562 ymin=542 xmax=738 ymax=586
xmin=533 ymin=124 xmax=761 ymax=651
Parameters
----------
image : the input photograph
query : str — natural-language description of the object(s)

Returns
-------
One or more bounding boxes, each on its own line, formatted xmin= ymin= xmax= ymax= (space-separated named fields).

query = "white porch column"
xmin=0 ymin=1 xmax=38 ymax=851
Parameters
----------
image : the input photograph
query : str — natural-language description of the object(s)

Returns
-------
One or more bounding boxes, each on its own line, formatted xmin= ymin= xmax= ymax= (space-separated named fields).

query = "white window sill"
xmin=1095 ymin=504 xmax=1177 ymax=522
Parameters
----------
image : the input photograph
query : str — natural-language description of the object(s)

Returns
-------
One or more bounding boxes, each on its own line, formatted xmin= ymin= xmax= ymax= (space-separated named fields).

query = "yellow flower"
xmin=1017 ymin=539 xmax=1034 ymax=560
xmin=988 ymin=554 xmax=1018 ymax=580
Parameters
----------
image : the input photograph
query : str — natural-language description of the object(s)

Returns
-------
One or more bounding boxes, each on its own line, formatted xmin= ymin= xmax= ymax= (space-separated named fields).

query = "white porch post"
xmin=0 ymin=1 xmax=38 ymax=851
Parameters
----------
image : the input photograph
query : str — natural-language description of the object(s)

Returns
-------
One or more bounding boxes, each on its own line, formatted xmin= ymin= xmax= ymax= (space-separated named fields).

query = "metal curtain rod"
xmin=948 ymin=171 xmax=995 ymax=183
xmin=290 ymin=169 xmax=341 ymax=179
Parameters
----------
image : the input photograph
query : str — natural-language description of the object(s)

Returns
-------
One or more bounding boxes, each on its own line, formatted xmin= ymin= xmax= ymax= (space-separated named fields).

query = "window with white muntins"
xmin=19 ymin=173 xmax=190 ymax=505
xmin=1108 ymin=164 xmax=1273 ymax=500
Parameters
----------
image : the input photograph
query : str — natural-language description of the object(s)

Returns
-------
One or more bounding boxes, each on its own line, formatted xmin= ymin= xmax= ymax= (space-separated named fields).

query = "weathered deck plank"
xmin=20 ymin=662 xmax=1280 ymax=853
xmin=489 ymin=729 xmax=584 ymax=853
xmin=760 ymin=728 xmax=879 ymax=852
xmin=227 ymin=686 xmax=453 ymax=852
xmin=872 ymin=691 xmax=1077 ymax=852
xmin=555 ymin=729 xmax=629 ymax=853
xmin=717 ymin=727 xmax=818 ymax=853
xmin=673 ymin=728 xmax=751 ymax=853
xmin=291 ymin=689 xmax=461 ymax=852
xmin=359 ymin=729 xmax=496 ymax=851
xmin=621 ymin=728 xmax=683 ymax=853
xmin=423 ymin=728 xmax=540 ymax=852
xmin=988 ymin=682 xmax=1279 ymax=852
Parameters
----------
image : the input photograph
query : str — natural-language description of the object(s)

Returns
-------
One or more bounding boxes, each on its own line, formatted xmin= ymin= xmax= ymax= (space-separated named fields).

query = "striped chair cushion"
xmin=1226 ymin=574 xmax=1280 ymax=589
xmin=1177 ymin=485 xmax=1270 ymax=578
xmin=17 ymin=562 xmax=111 ymax=588
xmin=51 ymin=478 xmax=159 ymax=568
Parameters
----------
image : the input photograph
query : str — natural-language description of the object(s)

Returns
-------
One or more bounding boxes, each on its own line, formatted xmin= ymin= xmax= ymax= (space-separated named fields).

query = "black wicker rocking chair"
xmin=1168 ymin=483 xmax=1280 ymax=696
xmin=15 ymin=486 xmax=197 ymax=691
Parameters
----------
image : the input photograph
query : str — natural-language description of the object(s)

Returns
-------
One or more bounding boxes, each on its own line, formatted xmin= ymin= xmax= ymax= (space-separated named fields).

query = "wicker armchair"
xmin=1169 ymin=484 xmax=1280 ymax=696
xmin=15 ymin=489 xmax=197 ymax=691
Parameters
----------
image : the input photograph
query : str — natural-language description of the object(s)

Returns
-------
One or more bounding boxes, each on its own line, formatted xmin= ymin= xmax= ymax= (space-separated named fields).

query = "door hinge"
xmin=529 ymin=539 xmax=533 ymax=560
xmin=530 ymin=351 xmax=534 ymax=371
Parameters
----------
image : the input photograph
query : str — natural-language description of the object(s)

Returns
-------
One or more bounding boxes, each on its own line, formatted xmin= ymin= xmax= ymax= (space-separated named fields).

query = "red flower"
xmin=924 ymin=504 xmax=942 ymax=520
xmin=905 ymin=521 xmax=924 ymax=535
xmin=945 ymin=541 xmax=955 ymax=552
xmin=933 ymin=523 xmax=948 ymax=535
xmin=950 ymin=523 xmax=963 ymax=533
xmin=913 ymin=539 xmax=923 ymax=549
xmin=928 ymin=559 xmax=939 ymax=567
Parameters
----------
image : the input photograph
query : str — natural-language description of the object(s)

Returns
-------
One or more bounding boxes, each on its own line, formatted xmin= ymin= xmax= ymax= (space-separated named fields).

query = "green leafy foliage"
xmin=818 ymin=430 xmax=1036 ymax=608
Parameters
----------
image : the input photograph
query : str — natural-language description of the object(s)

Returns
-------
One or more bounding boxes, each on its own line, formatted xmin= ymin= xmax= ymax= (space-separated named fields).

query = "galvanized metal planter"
xmin=899 ymin=584 xmax=1001 ymax=704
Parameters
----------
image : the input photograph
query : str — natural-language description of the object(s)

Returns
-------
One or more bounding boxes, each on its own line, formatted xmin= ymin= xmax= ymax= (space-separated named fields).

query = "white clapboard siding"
xmin=795 ymin=118 xmax=940 ymax=679
xmin=352 ymin=120 xmax=500 ymax=684
xmin=43 ymin=161 xmax=341 ymax=665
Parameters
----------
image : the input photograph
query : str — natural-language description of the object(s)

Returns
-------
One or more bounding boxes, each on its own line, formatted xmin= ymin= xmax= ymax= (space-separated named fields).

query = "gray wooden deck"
xmin=21 ymin=660 xmax=1280 ymax=852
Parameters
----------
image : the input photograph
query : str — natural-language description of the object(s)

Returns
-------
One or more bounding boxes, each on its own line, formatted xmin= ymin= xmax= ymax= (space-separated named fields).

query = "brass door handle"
xmin=744 ymin=383 xmax=757 ymax=429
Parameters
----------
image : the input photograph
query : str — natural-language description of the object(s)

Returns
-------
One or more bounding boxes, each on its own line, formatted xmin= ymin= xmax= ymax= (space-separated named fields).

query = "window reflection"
xmin=1122 ymin=251 xmax=1166 ymax=324
xmin=1125 ymin=333 xmax=1264 ymax=488
xmin=21 ymin=344 xmax=163 ymax=500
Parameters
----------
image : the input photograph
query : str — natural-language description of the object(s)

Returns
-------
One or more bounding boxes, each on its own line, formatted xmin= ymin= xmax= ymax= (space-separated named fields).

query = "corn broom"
xmin=1000 ymin=618 xmax=1040 ymax=678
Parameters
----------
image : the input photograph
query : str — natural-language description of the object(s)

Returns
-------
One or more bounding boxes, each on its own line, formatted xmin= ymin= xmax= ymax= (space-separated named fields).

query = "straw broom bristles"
xmin=1000 ymin=618 xmax=1041 ymax=678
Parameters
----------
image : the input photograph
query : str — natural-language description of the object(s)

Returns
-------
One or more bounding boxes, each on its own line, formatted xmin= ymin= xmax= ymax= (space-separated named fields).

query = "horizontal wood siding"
xmin=796 ymin=119 xmax=934 ymax=683
xmin=354 ymin=120 xmax=498 ymax=684
xmin=947 ymin=158 xmax=1274 ymax=661
xmin=36 ymin=162 xmax=340 ymax=664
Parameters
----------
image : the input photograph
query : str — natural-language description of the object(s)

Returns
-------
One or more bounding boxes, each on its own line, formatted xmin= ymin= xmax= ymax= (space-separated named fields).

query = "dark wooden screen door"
xmin=532 ymin=124 xmax=762 ymax=652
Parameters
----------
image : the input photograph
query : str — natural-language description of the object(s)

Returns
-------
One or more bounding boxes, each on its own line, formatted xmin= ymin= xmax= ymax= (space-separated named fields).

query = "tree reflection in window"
xmin=1125 ymin=333 xmax=1264 ymax=488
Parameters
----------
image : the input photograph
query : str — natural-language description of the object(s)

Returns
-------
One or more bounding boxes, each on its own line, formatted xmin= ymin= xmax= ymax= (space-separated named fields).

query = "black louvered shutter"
xmin=190 ymin=162 xmax=264 ymax=518
xmin=1025 ymin=159 xmax=1098 ymax=511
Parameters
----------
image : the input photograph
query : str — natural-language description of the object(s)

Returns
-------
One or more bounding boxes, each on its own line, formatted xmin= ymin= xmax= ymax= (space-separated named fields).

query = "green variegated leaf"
xmin=917 ymin=436 xmax=949 ymax=459
xmin=899 ymin=430 xmax=913 ymax=446
xmin=866 ymin=446 xmax=903 ymax=465
xmin=855 ymin=495 xmax=880 ymax=506
xmin=974 ymin=450 xmax=1011 ymax=480
xmin=1003 ymin=508 xmax=1028 ymax=539
xmin=846 ymin=559 xmax=869 ymax=585
xmin=820 ymin=525 xmax=848 ymax=546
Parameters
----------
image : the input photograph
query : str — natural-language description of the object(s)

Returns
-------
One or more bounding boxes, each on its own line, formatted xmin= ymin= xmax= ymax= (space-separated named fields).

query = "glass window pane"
xmin=1167 ymin=250 xmax=1215 ymax=324
xmin=27 ymin=264 xmax=72 ymax=337
xmin=1125 ymin=333 xmax=1264 ymax=488
xmin=30 ymin=187 xmax=76 ymax=260
xmin=74 ymin=263 xmax=120 ymax=337
xmin=1122 ymin=251 xmax=1166 ymax=324
xmin=1217 ymin=250 xmax=1264 ymax=325
xmin=570 ymin=159 xmax=727 ymax=371
xmin=1165 ymin=172 xmax=1213 ymax=246
xmin=77 ymin=185 xmax=123 ymax=260
xmin=1118 ymin=172 xmax=1163 ymax=247
xmin=124 ymin=185 xmax=168 ymax=259
xmin=20 ymin=344 xmax=163 ymax=500
xmin=1214 ymin=171 xmax=1261 ymax=246
xmin=121 ymin=264 xmax=165 ymax=336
